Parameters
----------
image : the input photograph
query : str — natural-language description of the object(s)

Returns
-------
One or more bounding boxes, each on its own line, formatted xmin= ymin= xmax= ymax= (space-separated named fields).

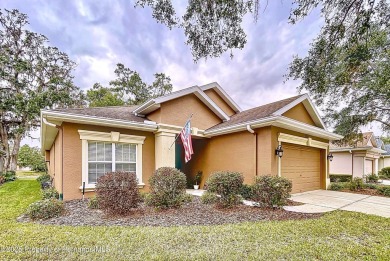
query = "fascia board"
xmin=200 ymin=82 xmax=242 ymax=112
xmin=41 ymin=110 xmax=158 ymax=131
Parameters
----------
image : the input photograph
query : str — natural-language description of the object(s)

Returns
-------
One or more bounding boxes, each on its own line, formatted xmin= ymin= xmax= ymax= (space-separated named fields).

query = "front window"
xmin=87 ymin=141 xmax=137 ymax=184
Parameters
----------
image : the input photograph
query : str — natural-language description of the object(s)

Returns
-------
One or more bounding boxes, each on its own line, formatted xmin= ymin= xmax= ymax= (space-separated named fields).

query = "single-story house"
xmin=329 ymin=132 xmax=387 ymax=178
xmin=379 ymin=144 xmax=390 ymax=171
xmin=41 ymin=82 xmax=342 ymax=200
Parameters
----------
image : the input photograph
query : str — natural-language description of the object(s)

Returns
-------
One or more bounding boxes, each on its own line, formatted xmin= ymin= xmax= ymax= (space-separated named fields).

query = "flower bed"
xmin=18 ymin=197 xmax=320 ymax=227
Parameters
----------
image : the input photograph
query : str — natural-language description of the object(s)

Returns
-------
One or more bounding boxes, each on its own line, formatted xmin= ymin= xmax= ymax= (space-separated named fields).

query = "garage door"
xmin=365 ymin=159 xmax=373 ymax=175
xmin=282 ymin=143 xmax=321 ymax=193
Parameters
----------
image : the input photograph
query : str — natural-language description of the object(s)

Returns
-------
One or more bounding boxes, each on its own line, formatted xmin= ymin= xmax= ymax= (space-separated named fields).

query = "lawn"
xmin=0 ymin=180 xmax=389 ymax=260
xmin=15 ymin=170 xmax=44 ymax=179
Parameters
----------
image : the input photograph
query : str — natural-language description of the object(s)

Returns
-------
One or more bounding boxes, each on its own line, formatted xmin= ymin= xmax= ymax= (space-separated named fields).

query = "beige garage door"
xmin=282 ymin=143 xmax=322 ymax=193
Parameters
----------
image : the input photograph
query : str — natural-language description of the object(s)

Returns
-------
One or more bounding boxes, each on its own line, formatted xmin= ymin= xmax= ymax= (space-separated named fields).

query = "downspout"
xmin=43 ymin=118 xmax=64 ymax=201
xmin=246 ymin=125 xmax=258 ymax=176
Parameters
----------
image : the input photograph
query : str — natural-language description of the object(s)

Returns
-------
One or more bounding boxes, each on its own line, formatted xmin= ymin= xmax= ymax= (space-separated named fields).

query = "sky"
xmin=0 ymin=0 xmax=382 ymax=147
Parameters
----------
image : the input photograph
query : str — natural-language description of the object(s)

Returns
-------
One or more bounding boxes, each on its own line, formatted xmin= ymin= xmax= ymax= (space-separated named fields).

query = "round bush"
xmin=96 ymin=171 xmax=141 ymax=215
xmin=37 ymin=173 xmax=51 ymax=186
xmin=26 ymin=199 xmax=64 ymax=220
xmin=377 ymin=186 xmax=390 ymax=197
xmin=252 ymin=175 xmax=292 ymax=208
xmin=148 ymin=167 xmax=187 ymax=209
xmin=239 ymin=184 xmax=254 ymax=200
xmin=42 ymin=187 xmax=59 ymax=199
xmin=206 ymin=171 xmax=244 ymax=208
xmin=365 ymin=173 xmax=379 ymax=183
xmin=200 ymin=191 xmax=218 ymax=204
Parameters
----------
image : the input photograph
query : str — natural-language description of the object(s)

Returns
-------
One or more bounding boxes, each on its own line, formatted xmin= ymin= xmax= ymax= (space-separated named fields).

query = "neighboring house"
xmin=41 ymin=82 xmax=342 ymax=200
xmin=379 ymin=144 xmax=390 ymax=171
xmin=329 ymin=132 xmax=387 ymax=178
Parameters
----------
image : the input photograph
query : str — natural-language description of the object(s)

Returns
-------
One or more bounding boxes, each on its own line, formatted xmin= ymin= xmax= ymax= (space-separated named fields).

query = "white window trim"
xmin=79 ymin=130 xmax=145 ymax=190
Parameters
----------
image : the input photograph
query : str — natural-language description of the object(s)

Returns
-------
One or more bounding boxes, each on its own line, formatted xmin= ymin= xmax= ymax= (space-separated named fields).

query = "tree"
xmin=87 ymin=63 xmax=173 ymax=106
xmin=18 ymin=145 xmax=46 ymax=172
xmin=135 ymin=0 xmax=256 ymax=61
xmin=286 ymin=1 xmax=390 ymax=142
xmin=382 ymin=136 xmax=390 ymax=145
xmin=0 ymin=9 xmax=84 ymax=171
xmin=86 ymin=83 xmax=125 ymax=107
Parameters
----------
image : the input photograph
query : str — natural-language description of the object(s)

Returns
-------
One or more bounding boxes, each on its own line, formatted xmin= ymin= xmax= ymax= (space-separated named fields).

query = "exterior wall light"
xmin=327 ymin=153 xmax=334 ymax=161
xmin=275 ymin=145 xmax=283 ymax=158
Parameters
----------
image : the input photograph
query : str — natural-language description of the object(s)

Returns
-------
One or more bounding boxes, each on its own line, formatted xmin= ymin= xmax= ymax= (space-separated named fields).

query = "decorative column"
xmin=155 ymin=131 xmax=176 ymax=169
xmin=374 ymin=158 xmax=379 ymax=175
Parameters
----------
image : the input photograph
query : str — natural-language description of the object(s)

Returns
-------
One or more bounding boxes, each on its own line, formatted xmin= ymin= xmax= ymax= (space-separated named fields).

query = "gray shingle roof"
xmin=206 ymin=94 xmax=305 ymax=131
xmin=53 ymin=106 xmax=144 ymax=122
xmin=383 ymin=144 xmax=390 ymax=155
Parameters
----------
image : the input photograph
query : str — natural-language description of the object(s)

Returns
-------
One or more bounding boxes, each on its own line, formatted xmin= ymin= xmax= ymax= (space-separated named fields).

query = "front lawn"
xmin=1 ymin=180 xmax=389 ymax=260
xmin=16 ymin=170 xmax=44 ymax=179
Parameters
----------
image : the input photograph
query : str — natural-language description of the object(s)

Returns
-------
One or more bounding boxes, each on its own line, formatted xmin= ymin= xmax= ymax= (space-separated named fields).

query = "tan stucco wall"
xmin=203 ymin=89 xmax=236 ymax=116
xmin=184 ymin=131 xmax=256 ymax=187
xmin=47 ymin=130 xmax=63 ymax=194
xmin=147 ymin=94 xmax=222 ymax=130
xmin=60 ymin=122 xmax=156 ymax=201
xmin=353 ymin=156 xmax=364 ymax=178
xmin=329 ymin=152 xmax=353 ymax=175
xmin=282 ymin=103 xmax=317 ymax=127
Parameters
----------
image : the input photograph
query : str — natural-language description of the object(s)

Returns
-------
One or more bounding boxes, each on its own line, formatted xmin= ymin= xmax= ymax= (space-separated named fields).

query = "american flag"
xmin=180 ymin=120 xmax=193 ymax=163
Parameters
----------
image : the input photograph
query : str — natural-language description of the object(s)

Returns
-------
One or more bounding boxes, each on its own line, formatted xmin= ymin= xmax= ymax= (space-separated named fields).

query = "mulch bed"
xmin=18 ymin=197 xmax=321 ymax=227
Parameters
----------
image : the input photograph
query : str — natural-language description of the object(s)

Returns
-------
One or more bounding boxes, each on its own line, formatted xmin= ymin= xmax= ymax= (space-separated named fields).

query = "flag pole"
xmin=168 ymin=113 xmax=193 ymax=150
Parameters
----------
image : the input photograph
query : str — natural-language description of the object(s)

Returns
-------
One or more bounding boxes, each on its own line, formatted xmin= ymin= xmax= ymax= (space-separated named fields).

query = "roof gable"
xmin=133 ymin=84 xmax=235 ymax=121
xmin=271 ymin=94 xmax=326 ymax=129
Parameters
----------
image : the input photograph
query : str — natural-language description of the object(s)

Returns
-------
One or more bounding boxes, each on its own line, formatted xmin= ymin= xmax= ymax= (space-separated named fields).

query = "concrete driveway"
xmin=284 ymin=190 xmax=390 ymax=218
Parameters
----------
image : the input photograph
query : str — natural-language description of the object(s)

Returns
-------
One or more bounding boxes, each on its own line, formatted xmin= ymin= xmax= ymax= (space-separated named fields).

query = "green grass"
xmin=16 ymin=170 xmax=44 ymax=179
xmin=0 ymin=180 xmax=390 ymax=260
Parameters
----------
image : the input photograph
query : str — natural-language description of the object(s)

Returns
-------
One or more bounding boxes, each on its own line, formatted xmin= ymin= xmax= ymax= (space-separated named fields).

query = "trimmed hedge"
xmin=206 ymin=171 xmax=243 ymax=208
xmin=379 ymin=167 xmax=390 ymax=179
xmin=329 ymin=182 xmax=348 ymax=191
xmin=26 ymin=199 xmax=64 ymax=220
xmin=96 ymin=171 xmax=141 ymax=215
xmin=252 ymin=175 xmax=292 ymax=208
xmin=330 ymin=174 xmax=352 ymax=182
xmin=42 ymin=187 xmax=59 ymax=199
xmin=147 ymin=167 xmax=187 ymax=209
xmin=377 ymin=186 xmax=390 ymax=197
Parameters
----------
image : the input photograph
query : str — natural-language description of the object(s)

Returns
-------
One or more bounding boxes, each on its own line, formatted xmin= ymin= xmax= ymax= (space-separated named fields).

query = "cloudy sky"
xmin=0 ymin=0 xmax=380 ymax=146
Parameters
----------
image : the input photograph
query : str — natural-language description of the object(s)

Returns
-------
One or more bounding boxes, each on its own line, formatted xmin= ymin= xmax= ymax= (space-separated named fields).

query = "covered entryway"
xmin=281 ymin=143 xmax=322 ymax=193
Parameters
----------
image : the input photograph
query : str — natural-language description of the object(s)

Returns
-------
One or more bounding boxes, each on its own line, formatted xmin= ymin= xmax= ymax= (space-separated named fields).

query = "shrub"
xmin=329 ymin=182 xmax=346 ymax=191
xmin=181 ymin=193 xmax=194 ymax=203
xmin=239 ymin=184 xmax=254 ymax=200
xmin=1 ymin=170 xmax=16 ymax=182
xmin=349 ymin=177 xmax=364 ymax=191
xmin=96 ymin=171 xmax=141 ymax=215
xmin=377 ymin=186 xmax=390 ymax=197
xmin=329 ymin=174 xmax=352 ymax=182
xmin=365 ymin=173 xmax=379 ymax=183
xmin=88 ymin=197 xmax=99 ymax=209
xmin=251 ymin=175 xmax=292 ymax=208
xmin=200 ymin=191 xmax=219 ymax=204
xmin=37 ymin=173 xmax=51 ymax=185
xmin=42 ymin=187 xmax=59 ymax=199
xmin=364 ymin=183 xmax=379 ymax=190
xmin=147 ymin=167 xmax=187 ymax=209
xmin=26 ymin=199 xmax=64 ymax=220
xmin=379 ymin=167 xmax=390 ymax=179
xmin=0 ymin=176 xmax=5 ymax=185
xmin=206 ymin=171 xmax=244 ymax=208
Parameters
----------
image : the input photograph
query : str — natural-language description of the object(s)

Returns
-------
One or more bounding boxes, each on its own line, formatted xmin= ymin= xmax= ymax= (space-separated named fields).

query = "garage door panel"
xmin=282 ymin=144 xmax=322 ymax=193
